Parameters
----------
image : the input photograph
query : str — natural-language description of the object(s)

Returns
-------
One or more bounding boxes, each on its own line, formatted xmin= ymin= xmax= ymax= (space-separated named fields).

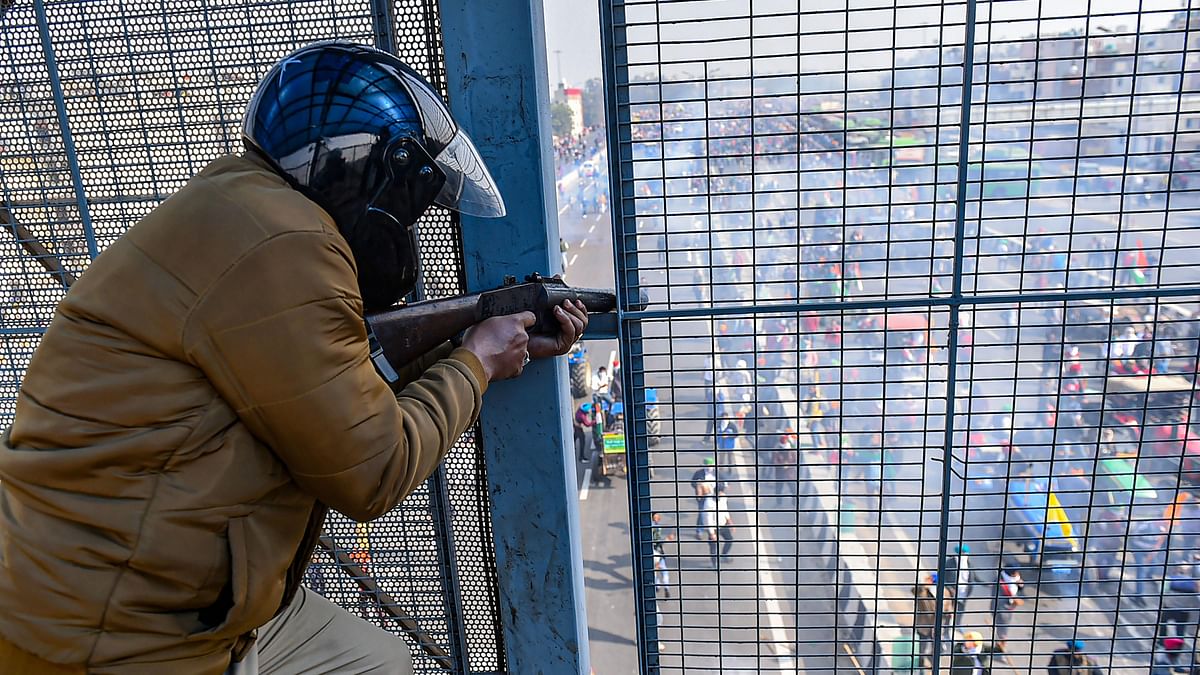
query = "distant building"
xmin=564 ymin=87 xmax=584 ymax=137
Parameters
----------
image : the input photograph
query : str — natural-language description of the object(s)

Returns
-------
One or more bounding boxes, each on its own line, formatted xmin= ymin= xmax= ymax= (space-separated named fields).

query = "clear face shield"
xmin=393 ymin=65 xmax=507 ymax=218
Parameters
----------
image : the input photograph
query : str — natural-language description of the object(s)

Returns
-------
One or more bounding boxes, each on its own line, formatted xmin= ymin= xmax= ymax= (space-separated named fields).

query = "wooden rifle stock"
xmin=364 ymin=274 xmax=615 ymax=388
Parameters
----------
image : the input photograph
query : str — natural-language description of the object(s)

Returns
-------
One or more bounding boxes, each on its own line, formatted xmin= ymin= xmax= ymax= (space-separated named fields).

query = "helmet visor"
xmin=431 ymin=129 xmax=506 ymax=217
xmin=391 ymin=63 xmax=506 ymax=218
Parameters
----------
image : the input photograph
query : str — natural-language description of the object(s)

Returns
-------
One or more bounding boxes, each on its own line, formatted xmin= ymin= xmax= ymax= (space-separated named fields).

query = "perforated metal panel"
xmin=603 ymin=0 xmax=1200 ymax=672
xmin=0 ymin=2 xmax=503 ymax=672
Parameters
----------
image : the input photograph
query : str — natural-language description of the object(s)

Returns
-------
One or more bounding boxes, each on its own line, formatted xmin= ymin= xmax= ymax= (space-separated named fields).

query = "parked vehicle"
xmin=568 ymin=343 xmax=590 ymax=399
xmin=1002 ymin=477 xmax=1083 ymax=596
xmin=600 ymin=401 xmax=627 ymax=478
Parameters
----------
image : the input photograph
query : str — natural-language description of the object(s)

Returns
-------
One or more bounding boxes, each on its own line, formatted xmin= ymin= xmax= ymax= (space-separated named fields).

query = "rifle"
xmin=365 ymin=273 xmax=617 ymax=389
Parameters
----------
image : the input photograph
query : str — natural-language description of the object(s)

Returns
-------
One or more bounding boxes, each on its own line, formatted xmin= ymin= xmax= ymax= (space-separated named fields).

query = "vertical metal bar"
xmin=439 ymin=0 xmax=590 ymax=671
xmin=931 ymin=0 xmax=979 ymax=668
xmin=427 ymin=468 xmax=472 ymax=672
xmin=31 ymin=0 xmax=98 ymax=261
xmin=599 ymin=2 xmax=660 ymax=672
xmin=370 ymin=0 xmax=398 ymax=54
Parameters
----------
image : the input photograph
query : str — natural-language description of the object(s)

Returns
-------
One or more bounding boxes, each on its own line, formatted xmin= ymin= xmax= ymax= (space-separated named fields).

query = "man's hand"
xmin=461 ymin=312 xmax=535 ymax=382
xmin=460 ymin=299 xmax=586 ymax=382
xmin=528 ymin=299 xmax=588 ymax=360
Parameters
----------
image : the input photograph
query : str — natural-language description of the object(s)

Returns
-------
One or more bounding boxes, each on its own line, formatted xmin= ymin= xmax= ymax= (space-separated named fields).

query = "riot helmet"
xmin=243 ymin=41 xmax=505 ymax=310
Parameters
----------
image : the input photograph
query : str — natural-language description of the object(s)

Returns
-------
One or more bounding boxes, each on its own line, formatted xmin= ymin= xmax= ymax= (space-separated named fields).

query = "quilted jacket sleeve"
xmin=182 ymin=230 xmax=488 ymax=521
xmin=387 ymin=341 xmax=457 ymax=391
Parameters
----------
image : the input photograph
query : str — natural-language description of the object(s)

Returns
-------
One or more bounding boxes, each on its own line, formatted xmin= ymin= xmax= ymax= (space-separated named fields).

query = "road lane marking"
xmin=569 ymin=253 xmax=578 ymax=267
xmin=559 ymin=203 xmax=569 ymax=215
xmin=743 ymin=505 xmax=799 ymax=671
xmin=580 ymin=238 xmax=588 ymax=248
xmin=588 ymin=223 xmax=596 ymax=233
xmin=715 ymin=427 xmax=797 ymax=670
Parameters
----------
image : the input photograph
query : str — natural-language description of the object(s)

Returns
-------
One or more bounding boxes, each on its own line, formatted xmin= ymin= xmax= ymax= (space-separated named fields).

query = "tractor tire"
xmin=646 ymin=404 xmax=661 ymax=446
xmin=569 ymin=356 xmax=590 ymax=399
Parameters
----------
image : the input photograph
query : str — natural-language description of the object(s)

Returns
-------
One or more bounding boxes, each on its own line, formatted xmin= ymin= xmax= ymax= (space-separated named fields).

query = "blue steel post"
xmin=438 ymin=1 xmax=590 ymax=673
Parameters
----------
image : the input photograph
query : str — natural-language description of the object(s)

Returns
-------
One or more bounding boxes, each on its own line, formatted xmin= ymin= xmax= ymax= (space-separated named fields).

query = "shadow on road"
xmin=584 ymin=553 xmax=633 ymax=589
xmin=588 ymin=626 xmax=637 ymax=646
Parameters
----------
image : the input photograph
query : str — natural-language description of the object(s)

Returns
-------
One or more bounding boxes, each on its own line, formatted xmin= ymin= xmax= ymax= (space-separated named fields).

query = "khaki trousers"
xmin=226 ymin=587 xmax=414 ymax=675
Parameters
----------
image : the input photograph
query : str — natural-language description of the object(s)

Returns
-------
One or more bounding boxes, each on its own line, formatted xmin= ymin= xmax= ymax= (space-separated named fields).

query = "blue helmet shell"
xmin=243 ymin=41 xmax=504 ymax=309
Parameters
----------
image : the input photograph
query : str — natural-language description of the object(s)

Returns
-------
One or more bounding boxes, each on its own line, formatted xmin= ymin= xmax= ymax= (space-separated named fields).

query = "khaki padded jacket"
xmin=0 ymin=154 xmax=488 ymax=674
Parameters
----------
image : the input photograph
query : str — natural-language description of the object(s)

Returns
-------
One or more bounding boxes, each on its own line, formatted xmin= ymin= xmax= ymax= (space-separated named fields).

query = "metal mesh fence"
xmin=603 ymin=0 xmax=1200 ymax=672
xmin=0 ymin=2 xmax=502 ymax=672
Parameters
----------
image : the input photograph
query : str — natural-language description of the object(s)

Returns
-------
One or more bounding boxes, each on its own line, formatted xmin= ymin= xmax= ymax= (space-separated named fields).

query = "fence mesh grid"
xmin=605 ymin=0 xmax=1200 ymax=672
xmin=0 ymin=2 xmax=503 ymax=672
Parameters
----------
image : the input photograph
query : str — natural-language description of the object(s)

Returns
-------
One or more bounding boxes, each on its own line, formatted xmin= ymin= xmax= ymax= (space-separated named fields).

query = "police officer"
xmin=0 ymin=42 xmax=588 ymax=674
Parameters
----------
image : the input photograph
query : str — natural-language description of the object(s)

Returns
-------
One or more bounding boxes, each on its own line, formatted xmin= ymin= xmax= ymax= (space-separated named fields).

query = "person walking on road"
xmin=33 ymin=120 xmax=55 ymax=170
xmin=951 ymin=631 xmax=1003 ymax=675
xmin=770 ymin=428 xmax=799 ymax=504
xmin=705 ymin=388 xmax=727 ymax=439
xmin=1047 ymin=640 xmax=1104 ymax=675
xmin=690 ymin=458 xmax=724 ymax=538
xmin=706 ymin=491 xmax=734 ymax=566
xmin=1152 ymin=637 xmax=1190 ymax=675
xmin=651 ymin=513 xmax=675 ymax=599
xmin=716 ymin=415 xmax=740 ymax=459
xmin=913 ymin=573 xmax=956 ymax=669
xmin=1130 ymin=517 xmax=1170 ymax=604
xmin=990 ymin=564 xmax=1024 ymax=652
xmin=698 ymin=488 xmax=717 ymax=557
xmin=573 ymin=402 xmax=596 ymax=462
xmin=1159 ymin=564 xmax=1200 ymax=640
xmin=945 ymin=544 xmax=977 ymax=620
xmin=728 ymin=358 xmax=754 ymax=403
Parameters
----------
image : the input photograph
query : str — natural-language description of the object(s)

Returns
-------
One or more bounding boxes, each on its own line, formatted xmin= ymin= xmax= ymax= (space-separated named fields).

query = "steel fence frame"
xmin=602 ymin=0 xmax=1200 ymax=672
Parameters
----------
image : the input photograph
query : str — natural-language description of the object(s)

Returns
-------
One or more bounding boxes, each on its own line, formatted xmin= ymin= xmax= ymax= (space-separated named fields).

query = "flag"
xmin=1047 ymin=492 xmax=1077 ymax=547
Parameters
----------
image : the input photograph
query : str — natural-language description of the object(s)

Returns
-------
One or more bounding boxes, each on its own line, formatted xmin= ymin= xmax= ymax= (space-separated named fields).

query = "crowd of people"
xmin=907 ymin=547 xmax=1112 ymax=674
xmin=621 ymin=82 xmax=1200 ymax=672
xmin=552 ymin=125 xmax=604 ymax=177
xmin=553 ymin=125 xmax=609 ymax=216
